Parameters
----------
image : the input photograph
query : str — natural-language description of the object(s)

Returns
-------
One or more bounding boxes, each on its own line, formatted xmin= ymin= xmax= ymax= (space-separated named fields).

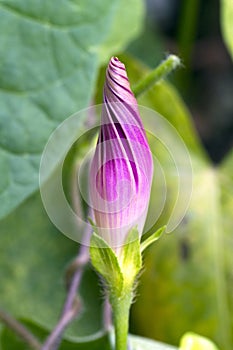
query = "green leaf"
xmin=0 ymin=0 xmax=144 ymax=220
xmin=98 ymin=0 xmax=144 ymax=63
xmin=180 ymin=332 xmax=220 ymax=350
xmin=126 ymin=21 xmax=164 ymax=68
xmin=0 ymin=192 xmax=103 ymax=338
xmin=219 ymin=149 xmax=233 ymax=347
xmin=90 ymin=233 xmax=123 ymax=296
xmin=141 ymin=226 xmax=166 ymax=253
xmin=133 ymin=160 xmax=233 ymax=350
xmin=0 ymin=319 xmax=111 ymax=350
xmin=0 ymin=320 xmax=178 ymax=350
xmin=221 ymin=0 xmax=233 ymax=58
xmin=122 ymin=55 xmax=233 ymax=349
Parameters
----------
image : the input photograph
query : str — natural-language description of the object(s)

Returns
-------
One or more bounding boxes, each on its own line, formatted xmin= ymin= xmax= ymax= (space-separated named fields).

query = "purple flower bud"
xmin=89 ymin=57 xmax=153 ymax=251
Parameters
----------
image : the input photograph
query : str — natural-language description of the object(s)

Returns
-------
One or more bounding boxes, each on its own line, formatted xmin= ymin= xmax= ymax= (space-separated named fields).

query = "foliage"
xmin=221 ymin=0 xmax=233 ymax=58
xmin=0 ymin=321 xmax=177 ymax=350
xmin=0 ymin=0 xmax=143 ymax=219
xmin=0 ymin=1 xmax=232 ymax=350
xmin=125 ymin=55 xmax=233 ymax=350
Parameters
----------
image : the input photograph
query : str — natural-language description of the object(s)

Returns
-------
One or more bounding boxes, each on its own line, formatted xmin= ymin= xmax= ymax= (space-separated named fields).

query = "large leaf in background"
xmin=221 ymin=0 xmax=233 ymax=58
xmin=0 ymin=0 xmax=143 ymax=220
xmin=98 ymin=0 xmax=144 ymax=62
xmin=1 ymin=320 xmax=220 ymax=350
xmin=127 ymin=21 xmax=164 ymax=68
xmin=0 ymin=320 xmax=178 ymax=350
xmin=0 ymin=192 xmax=104 ymax=337
xmin=116 ymin=56 xmax=233 ymax=350
xmin=1 ymin=321 xmax=111 ymax=350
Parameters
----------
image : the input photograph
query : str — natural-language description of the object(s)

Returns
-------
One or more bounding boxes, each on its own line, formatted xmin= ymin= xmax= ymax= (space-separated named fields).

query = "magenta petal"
xmin=89 ymin=57 xmax=153 ymax=251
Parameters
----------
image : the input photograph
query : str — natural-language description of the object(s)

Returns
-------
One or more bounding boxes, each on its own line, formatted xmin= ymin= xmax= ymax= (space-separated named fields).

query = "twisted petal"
xmin=89 ymin=57 xmax=153 ymax=251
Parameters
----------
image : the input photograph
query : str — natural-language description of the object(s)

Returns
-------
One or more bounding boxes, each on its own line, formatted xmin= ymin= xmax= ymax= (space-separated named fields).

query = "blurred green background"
xmin=0 ymin=0 xmax=232 ymax=349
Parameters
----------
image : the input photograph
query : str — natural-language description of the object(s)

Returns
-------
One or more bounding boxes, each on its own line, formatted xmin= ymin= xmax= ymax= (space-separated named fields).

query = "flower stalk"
xmin=90 ymin=227 xmax=142 ymax=350
xmin=111 ymin=293 xmax=132 ymax=350
xmin=132 ymin=54 xmax=181 ymax=98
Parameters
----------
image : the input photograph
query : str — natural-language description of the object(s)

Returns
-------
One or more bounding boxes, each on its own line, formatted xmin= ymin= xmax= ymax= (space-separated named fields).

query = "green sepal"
xmin=140 ymin=226 xmax=166 ymax=253
xmin=119 ymin=227 xmax=142 ymax=289
xmin=90 ymin=232 xmax=123 ymax=296
xmin=90 ymin=227 xmax=143 ymax=296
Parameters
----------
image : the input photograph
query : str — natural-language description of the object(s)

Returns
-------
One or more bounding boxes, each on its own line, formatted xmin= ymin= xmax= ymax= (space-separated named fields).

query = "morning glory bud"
xmin=89 ymin=57 xmax=153 ymax=251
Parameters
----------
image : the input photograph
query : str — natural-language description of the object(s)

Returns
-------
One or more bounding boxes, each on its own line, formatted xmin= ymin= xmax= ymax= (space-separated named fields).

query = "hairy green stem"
xmin=132 ymin=55 xmax=181 ymax=98
xmin=110 ymin=293 xmax=132 ymax=350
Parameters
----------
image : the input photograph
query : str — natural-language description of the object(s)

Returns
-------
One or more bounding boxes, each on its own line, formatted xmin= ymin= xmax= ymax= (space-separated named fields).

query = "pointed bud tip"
xmin=109 ymin=56 xmax=126 ymax=71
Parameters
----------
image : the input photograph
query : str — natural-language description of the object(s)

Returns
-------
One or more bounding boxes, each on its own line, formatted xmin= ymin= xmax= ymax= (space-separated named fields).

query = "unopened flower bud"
xmin=89 ymin=57 xmax=153 ymax=251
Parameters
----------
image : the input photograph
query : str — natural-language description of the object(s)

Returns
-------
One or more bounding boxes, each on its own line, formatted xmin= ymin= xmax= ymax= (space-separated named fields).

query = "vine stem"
xmin=103 ymin=298 xmax=112 ymax=332
xmin=132 ymin=54 xmax=181 ymax=98
xmin=0 ymin=309 xmax=41 ymax=350
xmin=0 ymin=160 xmax=91 ymax=350
xmin=41 ymin=240 xmax=90 ymax=350
xmin=41 ymin=161 xmax=91 ymax=350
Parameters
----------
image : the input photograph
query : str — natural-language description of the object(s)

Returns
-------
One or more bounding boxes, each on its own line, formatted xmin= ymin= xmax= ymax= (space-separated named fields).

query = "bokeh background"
xmin=0 ymin=0 xmax=232 ymax=349
xmin=128 ymin=0 xmax=233 ymax=163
